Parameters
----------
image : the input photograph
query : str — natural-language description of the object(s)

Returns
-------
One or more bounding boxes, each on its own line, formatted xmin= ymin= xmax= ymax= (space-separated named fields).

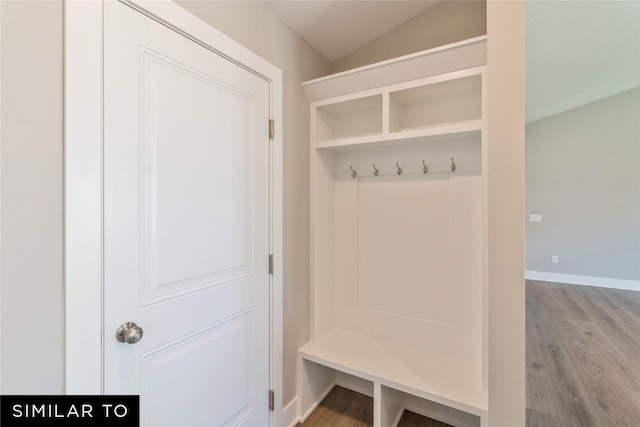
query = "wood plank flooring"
xmin=526 ymin=280 xmax=640 ymax=427
xmin=297 ymin=386 xmax=451 ymax=427
xmin=396 ymin=410 xmax=452 ymax=427
xmin=297 ymin=386 xmax=373 ymax=427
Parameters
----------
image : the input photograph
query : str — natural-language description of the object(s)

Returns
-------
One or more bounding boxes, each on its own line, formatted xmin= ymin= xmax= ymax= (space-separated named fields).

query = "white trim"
xmin=404 ymin=403 xmax=477 ymax=427
xmin=303 ymin=36 xmax=487 ymax=86
xmin=64 ymin=0 xmax=105 ymax=393
xmin=0 ymin=0 xmax=3 ymax=391
xmin=65 ymin=2 xmax=283 ymax=426
xmin=391 ymin=405 xmax=405 ymax=427
xmin=525 ymin=270 xmax=640 ymax=292
xmin=302 ymin=36 xmax=487 ymax=102
xmin=298 ymin=381 xmax=336 ymax=423
xmin=270 ymin=47 xmax=284 ymax=427
xmin=335 ymin=373 xmax=374 ymax=398
xmin=282 ymin=397 xmax=299 ymax=427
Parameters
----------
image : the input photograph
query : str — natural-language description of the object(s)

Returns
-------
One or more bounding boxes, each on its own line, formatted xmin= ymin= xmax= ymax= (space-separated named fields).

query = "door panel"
xmin=103 ymin=2 xmax=270 ymax=426
xmin=141 ymin=48 xmax=256 ymax=304
xmin=142 ymin=311 xmax=256 ymax=427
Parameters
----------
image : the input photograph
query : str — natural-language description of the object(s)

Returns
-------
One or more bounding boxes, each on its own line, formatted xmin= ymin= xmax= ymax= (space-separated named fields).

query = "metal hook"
xmin=451 ymin=158 xmax=456 ymax=173
xmin=396 ymin=162 xmax=402 ymax=175
xmin=423 ymin=161 xmax=428 ymax=174
xmin=350 ymin=166 xmax=357 ymax=179
xmin=373 ymin=164 xmax=379 ymax=177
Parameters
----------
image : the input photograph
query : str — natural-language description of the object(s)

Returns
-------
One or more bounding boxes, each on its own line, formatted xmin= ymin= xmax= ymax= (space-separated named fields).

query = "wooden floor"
xmin=526 ymin=280 xmax=640 ymax=427
xmin=297 ymin=386 xmax=451 ymax=427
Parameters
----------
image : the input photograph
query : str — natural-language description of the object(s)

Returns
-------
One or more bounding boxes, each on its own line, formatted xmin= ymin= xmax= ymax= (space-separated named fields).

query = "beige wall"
xmin=487 ymin=1 xmax=526 ymax=425
xmin=0 ymin=0 xmax=65 ymax=393
xmin=526 ymin=88 xmax=640 ymax=282
xmin=174 ymin=0 xmax=331 ymax=407
xmin=331 ymin=0 xmax=486 ymax=73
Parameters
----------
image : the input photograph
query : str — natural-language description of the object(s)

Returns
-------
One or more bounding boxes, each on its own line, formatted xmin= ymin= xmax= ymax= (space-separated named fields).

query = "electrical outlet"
xmin=529 ymin=214 xmax=542 ymax=222
xmin=551 ymin=255 xmax=558 ymax=264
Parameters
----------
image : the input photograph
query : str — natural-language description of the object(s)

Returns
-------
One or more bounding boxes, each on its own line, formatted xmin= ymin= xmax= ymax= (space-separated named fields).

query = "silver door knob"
xmin=116 ymin=322 xmax=144 ymax=344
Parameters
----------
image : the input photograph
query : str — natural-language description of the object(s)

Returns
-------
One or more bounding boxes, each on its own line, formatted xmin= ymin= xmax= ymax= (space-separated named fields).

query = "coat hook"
xmin=423 ymin=160 xmax=428 ymax=174
xmin=396 ymin=162 xmax=402 ymax=175
xmin=451 ymin=158 xmax=456 ymax=173
xmin=350 ymin=166 xmax=357 ymax=179
xmin=373 ymin=164 xmax=379 ymax=177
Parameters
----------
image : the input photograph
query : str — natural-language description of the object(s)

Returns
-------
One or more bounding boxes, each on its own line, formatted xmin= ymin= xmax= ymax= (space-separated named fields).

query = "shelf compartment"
xmin=298 ymin=361 xmax=375 ymax=424
xmin=387 ymin=386 xmax=482 ymax=427
xmin=316 ymin=95 xmax=382 ymax=142
xmin=389 ymin=75 xmax=481 ymax=133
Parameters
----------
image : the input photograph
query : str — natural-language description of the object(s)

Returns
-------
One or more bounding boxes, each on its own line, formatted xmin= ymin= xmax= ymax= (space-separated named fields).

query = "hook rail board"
xmin=348 ymin=157 xmax=457 ymax=178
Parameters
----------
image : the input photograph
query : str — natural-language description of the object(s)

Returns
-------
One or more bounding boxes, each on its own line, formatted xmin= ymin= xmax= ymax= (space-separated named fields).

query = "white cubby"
xmin=316 ymin=94 xmax=382 ymax=142
xmin=299 ymin=37 xmax=488 ymax=427
xmin=312 ymin=66 xmax=484 ymax=151
xmin=389 ymin=74 xmax=482 ymax=132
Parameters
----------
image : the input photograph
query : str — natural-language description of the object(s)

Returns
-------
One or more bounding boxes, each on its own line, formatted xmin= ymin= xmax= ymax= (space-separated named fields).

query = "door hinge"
xmin=269 ymin=119 xmax=275 ymax=139
xmin=269 ymin=390 xmax=275 ymax=411
xmin=269 ymin=254 xmax=274 ymax=275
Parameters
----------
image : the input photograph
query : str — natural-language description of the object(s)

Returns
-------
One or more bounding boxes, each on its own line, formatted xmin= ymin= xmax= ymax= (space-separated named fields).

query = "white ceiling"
xmin=526 ymin=1 xmax=640 ymax=122
xmin=264 ymin=0 xmax=441 ymax=62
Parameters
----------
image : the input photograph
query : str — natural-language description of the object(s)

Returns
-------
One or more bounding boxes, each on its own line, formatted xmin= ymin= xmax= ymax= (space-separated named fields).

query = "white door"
xmin=103 ymin=2 xmax=271 ymax=426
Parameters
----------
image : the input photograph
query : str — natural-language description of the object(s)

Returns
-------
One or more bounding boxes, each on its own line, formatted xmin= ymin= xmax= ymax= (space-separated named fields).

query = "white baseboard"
xmin=525 ymin=270 xmax=640 ymax=291
xmin=403 ymin=393 xmax=481 ymax=427
xmin=336 ymin=371 xmax=374 ymax=397
xmin=391 ymin=405 xmax=405 ymax=427
xmin=282 ymin=396 xmax=299 ymax=427
xmin=298 ymin=381 xmax=336 ymax=424
xmin=404 ymin=403 xmax=476 ymax=427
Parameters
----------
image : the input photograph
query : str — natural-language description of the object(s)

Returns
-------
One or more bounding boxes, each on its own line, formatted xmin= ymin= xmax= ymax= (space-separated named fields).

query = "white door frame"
xmin=64 ymin=0 xmax=283 ymax=424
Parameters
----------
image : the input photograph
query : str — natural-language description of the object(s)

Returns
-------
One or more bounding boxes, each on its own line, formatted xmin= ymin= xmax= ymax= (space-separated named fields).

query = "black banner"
xmin=1 ymin=396 xmax=139 ymax=427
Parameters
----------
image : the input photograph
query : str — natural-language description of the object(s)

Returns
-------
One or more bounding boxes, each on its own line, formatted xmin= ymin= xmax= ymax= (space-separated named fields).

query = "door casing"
xmin=64 ymin=1 xmax=283 ymax=424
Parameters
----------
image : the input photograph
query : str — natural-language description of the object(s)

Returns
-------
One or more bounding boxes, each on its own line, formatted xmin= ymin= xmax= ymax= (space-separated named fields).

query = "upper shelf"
xmin=303 ymin=36 xmax=487 ymax=102
xmin=312 ymin=66 xmax=485 ymax=150
xmin=314 ymin=122 xmax=482 ymax=151
xmin=307 ymin=37 xmax=486 ymax=150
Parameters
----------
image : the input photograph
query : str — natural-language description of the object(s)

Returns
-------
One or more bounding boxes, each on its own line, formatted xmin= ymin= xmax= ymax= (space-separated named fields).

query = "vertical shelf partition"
xmin=299 ymin=36 xmax=488 ymax=427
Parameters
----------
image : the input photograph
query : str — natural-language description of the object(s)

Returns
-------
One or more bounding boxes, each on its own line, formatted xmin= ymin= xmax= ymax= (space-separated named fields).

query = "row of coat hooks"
xmin=349 ymin=158 xmax=456 ymax=179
